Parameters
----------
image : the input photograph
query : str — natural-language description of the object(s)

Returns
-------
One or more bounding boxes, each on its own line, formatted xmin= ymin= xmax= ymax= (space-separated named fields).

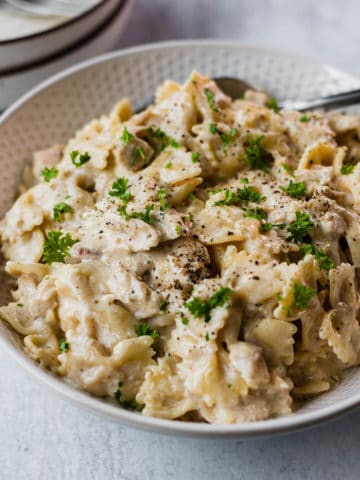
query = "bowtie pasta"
xmin=1 ymin=71 xmax=360 ymax=424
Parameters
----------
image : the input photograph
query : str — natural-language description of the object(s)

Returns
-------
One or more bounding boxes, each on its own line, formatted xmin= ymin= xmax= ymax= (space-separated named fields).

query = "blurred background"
xmin=1 ymin=1 xmax=360 ymax=479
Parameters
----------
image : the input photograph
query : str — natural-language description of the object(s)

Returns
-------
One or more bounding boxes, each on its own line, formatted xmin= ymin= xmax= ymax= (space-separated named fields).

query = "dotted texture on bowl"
xmin=1 ymin=43 xmax=360 ymax=421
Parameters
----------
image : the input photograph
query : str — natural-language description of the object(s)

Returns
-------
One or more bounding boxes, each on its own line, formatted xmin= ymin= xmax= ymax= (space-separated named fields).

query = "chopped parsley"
xmin=131 ymin=146 xmax=146 ymax=165
xmin=204 ymin=88 xmax=218 ymax=112
xmin=280 ymin=180 xmax=308 ymax=199
xmin=209 ymin=123 xmax=238 ymax=148
xmin=240 ymin=177 xmax=249 ymax=184
xmin=59 ymin=338 xmax=70 ymax=352
xmin=157 ymin=186 xmax=171 ymax=210
xmin=175 ymin=224 xmax=183 ymax=235
xmin=209 ymin=122 xmax=218 ymax=134
xmin=119 ymin=399 xmax=144 ymax=411
xmin=300 ymin=244 xmax=334 ymax=270
xmin=70 ymin=150 xmax=91 ymax=167
xmin=292 ymin=283 xmax=316 ymax=310
xmin=114 ymin=382 xmax=123 ymax=401
xmin=165 ymin=161 xmax=173 ymax=169
xmin=286 ymin=210 xmax=314 ymax=243
xmin=17 ymin=303 xmax=23 ymax=307
xmin=42 ymin=230 xmax=79 ymax=264
xmin=244 ymin=134 xmax=272 ymax=171
xmin=119 ymin=204 xmax=156 ymax=225
xmin=135 ymin=323 xmax=159 ymax=338
xmin=181 ymin=317 xmax=189 ymax=325
xmin=185 ymin=287 xmax=233 ymax=323
xmin=53 ymin=202 xmax=73 ymax=222
xmin=40 ymin=166 xmax=58 ymax=182
xmin=243 ymin=207 xmax=267 ymax=220
xmin=159 ymin=300 xmax=168 ymax=311
xmin=260 ymin=222 xmax=285 ymax=233
xmin=191 ymin=152 xmax=200 ymax=163
xmin=120 ymin=126 xmax=134 ymax=145
xmin=282 ymin=163 xmax=295 ymax=177
xmin=214 ymin=186 xmax=264 ymax=207
xmin=114 ymin=383 xmax=144 ymax=411
xmin=147 ymin=126 xmax=179 ymax=152
xmin=219 ymin=128 xmax=238 ymax=148
xmin=266 ymin=98 xmax=280 ymax=113
xmin=340 ymin=164 xmax=355 ymax=175
xmin=205 ymin=332 xmax=210 ymax=341
xmin=108 ymin=177 xmax=132 ymax=203
xmin=300 ymin=114 xmax=309 ymax=123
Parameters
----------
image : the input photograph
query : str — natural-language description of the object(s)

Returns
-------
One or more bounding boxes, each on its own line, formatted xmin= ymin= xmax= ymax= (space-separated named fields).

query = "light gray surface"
xmin=2 ymin=1 xmax=360 ymax=479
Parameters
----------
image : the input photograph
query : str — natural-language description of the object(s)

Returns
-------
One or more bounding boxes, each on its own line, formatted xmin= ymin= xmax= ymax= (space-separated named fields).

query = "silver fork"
xmin=214 ymin=77 xmax=360 ymax=111
xmin=136 ymin=77 xmax=360 ymax=113
xmin=5 ymin=0 xmax=86 ymax=16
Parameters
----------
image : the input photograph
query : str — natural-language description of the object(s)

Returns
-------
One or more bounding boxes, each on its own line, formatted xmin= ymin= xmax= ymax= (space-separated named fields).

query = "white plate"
xmin=1 ymin=41 xmax=360 ymax=438
xmin=0 ymin=0 xmax=121 ymax=71
xmin=0 ymin=0 xmax=133 ymax=110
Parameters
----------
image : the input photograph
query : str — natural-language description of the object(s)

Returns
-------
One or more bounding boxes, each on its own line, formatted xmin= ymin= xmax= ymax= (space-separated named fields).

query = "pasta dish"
xmin=1 ymin=72 xmax=360 ymax=423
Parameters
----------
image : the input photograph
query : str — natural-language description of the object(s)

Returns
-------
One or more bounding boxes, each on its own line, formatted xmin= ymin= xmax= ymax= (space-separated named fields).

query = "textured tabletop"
xmin=2 ymin=1 xmax=360 ymax=479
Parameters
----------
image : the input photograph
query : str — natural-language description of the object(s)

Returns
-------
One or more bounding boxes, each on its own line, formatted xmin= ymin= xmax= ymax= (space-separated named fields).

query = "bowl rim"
xmin=0 ymin=0 xmax=113 ymax=46
xmin=1 ymin=39 xmax=360 ymax=438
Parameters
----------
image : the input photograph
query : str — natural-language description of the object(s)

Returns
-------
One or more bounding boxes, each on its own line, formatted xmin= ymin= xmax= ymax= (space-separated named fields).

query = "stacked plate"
xmin=0 ymin=0 xmax=134 ymax=110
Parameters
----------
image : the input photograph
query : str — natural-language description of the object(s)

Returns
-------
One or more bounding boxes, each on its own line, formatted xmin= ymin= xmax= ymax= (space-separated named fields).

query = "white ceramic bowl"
xmin=0 ymin=0 xmax=133 ymax=110
xmin=0 ymin=0 xmax=121 ymax=71
xmin=1 ymin=41 xmax=360 ymax=438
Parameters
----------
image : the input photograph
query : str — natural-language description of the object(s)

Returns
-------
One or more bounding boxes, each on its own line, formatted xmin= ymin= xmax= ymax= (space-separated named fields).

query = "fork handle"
xmin=280 ymin=88 xmax=360 ymax=112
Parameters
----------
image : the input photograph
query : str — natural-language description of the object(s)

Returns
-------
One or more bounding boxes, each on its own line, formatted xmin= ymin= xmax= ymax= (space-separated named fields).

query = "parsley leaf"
xmin=109 ymin=177 xmax=132 ymax=203
xmin=120 ymin=126 xmax=134 ymax=145
xmin=280 ymin=180 xmax=308 ymax=198
xmin=70 ymin=150 xmax=91 ymax=167
xmin=300 ymin=244 xmax=334 ymax=270
xmin=165 ymin=161 xmax=173 ymax=168
xmin=266 ymin=98 xmax=280 ymax=113
xmin=119 ymin=399 xmax=144 ymax=412
xmin=53 ymin=202 xmax=74 ymax=222
xmin=243 ymin=207 xmax=267 ymax=220
xmin=209 ymin=123 xmax=218 ymax=134
xmin=42 ymin=230 xmax=79 ymax=264
xmin=159 ymin=300 xmax=168 ymax=311
xmin=158 ymin=186 xmax=171 ymax=210
xmin=292 ymin=283 xmax=316 ymax=310
xmin=119 ymin=204 xmax=156 ymax=225
xmin=114 ymin=383 xmax=144 ymax=411
xmin=135 ymin=323 xmax=159 ymax=338
xmin=214 ymin=186 xmax=264 ymax=207
xmin=208 ymin=123 xmax=238 ymax=148
xmin=40 ymin=167 xmax=58 ymax=182
xmin=300 ymin=114 xmax=309 ymax=122
xmin=282 ymin=163 xmax=295 ymax=177
xmin=244 ymin=134 xmax=272 ymax=171
xmin=192 ymin=152 xmax=200 ymax=163
xmin=340 ymin=164 xmax=355 ymax=175
xmin=204 ymin=88 xmax=218 ymax=112
xmin=131 ymin=146 xmax=146 ymax=165
xmin=147 ymin=126 xmax=179 ymax=153
xmin=59 ymin=338 xmax=70 ymax=352
xmin=260 ymin=222 xmax=285 ymax=233
xmin=175 ymin=224 xmax=183 ymax=235
xmin=286 ymin=210 xmax=314 ymax=243
xmin=185 ymin=287 xmax=233 ymax=323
